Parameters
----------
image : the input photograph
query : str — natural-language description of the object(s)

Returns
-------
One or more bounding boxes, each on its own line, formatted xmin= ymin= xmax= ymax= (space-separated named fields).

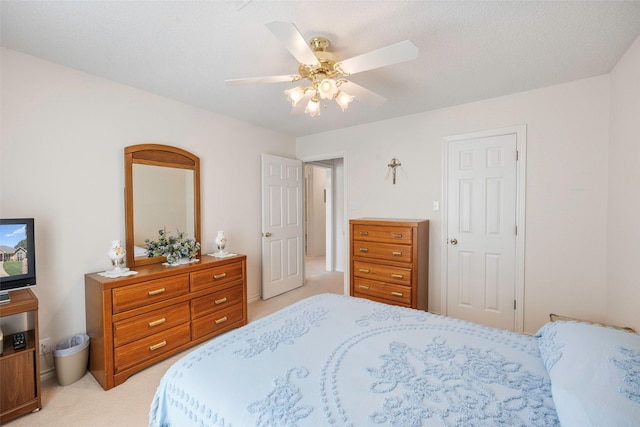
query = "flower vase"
xmin=107 ymin=240 xmax=126 ymax=273
xmin=215 ymin=230 xmax=227 ymax=255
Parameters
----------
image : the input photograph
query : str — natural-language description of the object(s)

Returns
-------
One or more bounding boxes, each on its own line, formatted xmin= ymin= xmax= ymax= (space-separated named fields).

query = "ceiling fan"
xmin=225 ymin=21 xmax=418 ymax=116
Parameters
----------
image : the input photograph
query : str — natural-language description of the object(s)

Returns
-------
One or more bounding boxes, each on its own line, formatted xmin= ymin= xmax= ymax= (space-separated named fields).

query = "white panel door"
xmin=261 ymin=154 xmax=304 ymax=299
xmin=446 ymin=133 xmax=518 ymax=330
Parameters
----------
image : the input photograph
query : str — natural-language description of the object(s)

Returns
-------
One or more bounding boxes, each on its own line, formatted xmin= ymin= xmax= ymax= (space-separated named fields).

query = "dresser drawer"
xmin=353 ymin=278 xmax=412 ymax=305
xmin=113 ymin=302 xmax=190 ymax=347
xmin=190 ymin=262 xmax=244 ymax=293
xmin=353 ymin=261 xmax=411 ymax=286
xmin=352 ymin=224 xmax=413 ymax=244
xmin=192 ymin=303 xmax=244 ymax=340
xmin=114 ymin=323 xmax=190 ymax=373
xmin=352 ymin=241 xmax=412 ymax=263
xmin=191 ymin=285 xmax=244 ymax=319
xmin=112 ymin=274 xmax=190 ymax=314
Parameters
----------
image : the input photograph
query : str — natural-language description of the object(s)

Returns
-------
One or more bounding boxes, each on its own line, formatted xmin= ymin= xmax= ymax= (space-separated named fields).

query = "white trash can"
xmin=53 ymin=334 xmax=90 ymax=386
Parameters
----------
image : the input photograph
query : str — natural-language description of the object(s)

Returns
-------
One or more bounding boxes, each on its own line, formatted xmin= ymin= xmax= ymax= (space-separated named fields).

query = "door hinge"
xmin=516 ymin=150 xmax=519 ymax=161
xmin=514 ymin=300 xmax=517 ymax=310
xmin=515 ymin=225 xmax=518 ymax=236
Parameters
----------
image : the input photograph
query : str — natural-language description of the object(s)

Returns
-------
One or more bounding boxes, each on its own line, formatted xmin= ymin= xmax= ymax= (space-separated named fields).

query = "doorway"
xmin=441 ymin=126 xmax=526 ymax=332
xmin=303 ymin=158 xmax=346 ymax=292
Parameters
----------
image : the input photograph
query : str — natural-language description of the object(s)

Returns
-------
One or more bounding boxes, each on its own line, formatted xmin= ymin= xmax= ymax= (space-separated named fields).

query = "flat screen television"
xmin=0 ymin=218 xmax=36 ymax=304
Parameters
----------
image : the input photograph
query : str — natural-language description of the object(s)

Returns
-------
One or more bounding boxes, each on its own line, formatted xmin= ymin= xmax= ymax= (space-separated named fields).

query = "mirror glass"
xmin=124 ymin=144 xmax=200 ymax=267
xmin=132 ymin=164 xmax=195 ymax=258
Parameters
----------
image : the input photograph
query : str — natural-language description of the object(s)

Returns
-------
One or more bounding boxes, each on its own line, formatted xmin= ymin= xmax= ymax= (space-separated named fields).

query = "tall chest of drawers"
xmin=350 ymin=219 xmax=429 ymax=310
xmin=85 ymin=255 xmax=246 ymax=390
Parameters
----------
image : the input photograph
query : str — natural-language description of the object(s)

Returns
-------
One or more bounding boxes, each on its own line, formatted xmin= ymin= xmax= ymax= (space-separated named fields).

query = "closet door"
xmin=446 ymin=132 xmax=518 ymax=330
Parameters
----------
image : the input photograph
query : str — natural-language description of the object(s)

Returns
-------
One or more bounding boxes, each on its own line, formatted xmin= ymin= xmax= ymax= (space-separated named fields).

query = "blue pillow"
xmin=536 ymin=321 xmax=640 ymax=427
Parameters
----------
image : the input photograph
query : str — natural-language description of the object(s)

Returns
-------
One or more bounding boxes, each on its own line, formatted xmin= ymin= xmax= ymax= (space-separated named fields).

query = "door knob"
xmin=450 ymin=238 xmax=458 ymax=245
xmin=262 ymin=232 xmax=272 ymax=237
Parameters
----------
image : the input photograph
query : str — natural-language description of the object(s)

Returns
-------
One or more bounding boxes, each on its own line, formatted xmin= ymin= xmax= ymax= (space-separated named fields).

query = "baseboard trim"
xmin=40 ymin=367 xmax=56 ymax=382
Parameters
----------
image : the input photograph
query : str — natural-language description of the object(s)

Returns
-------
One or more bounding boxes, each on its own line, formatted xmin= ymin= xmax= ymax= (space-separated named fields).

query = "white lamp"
xmin=305 ymin=95 xmax=321 ymax=117
xmin=335 ymin=90 xmax=354 ymax=111
xmin=318 ymin=78 xmax=338 ymax=99
xmin=284 ymin=86 xmax=305 ymax=107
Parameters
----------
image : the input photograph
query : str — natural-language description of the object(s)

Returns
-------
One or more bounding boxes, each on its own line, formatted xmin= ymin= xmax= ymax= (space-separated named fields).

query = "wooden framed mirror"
xmin=124 ymin=144 xmax=201 ymax=268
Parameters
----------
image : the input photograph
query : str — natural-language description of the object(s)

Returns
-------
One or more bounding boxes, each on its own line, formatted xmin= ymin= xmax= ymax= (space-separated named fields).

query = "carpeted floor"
xmin=6 ymin=256 xmax=344 ymax=427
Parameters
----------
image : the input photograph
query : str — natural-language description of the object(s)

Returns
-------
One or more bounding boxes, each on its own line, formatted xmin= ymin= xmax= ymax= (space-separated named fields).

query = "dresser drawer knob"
xmin=358 ymin=285 xmax=370 ymax=290
xmin=390 ymin=274 xmax=404 ymax=279
xmin=392 ymin=233 xmax=403 ymax=239
xmin=148 ymin=317 xmax=166 ymax=328
xmin=392 ymin=251 xmax=402 ymax=256
xmin=148 ymin=288 xmax=166 ymax=296
xmin=390 ymin=291 xmax=404 ymax=297
xmin=359 ymin=247 xmax=369 ymax=253
xmin=215 ymin=316 xmax=228 ymax=325
xmin=358 ymin=268 xmax=370 ymax=273
xmin=360 ymin=231 xmax=369 ymax=236
xmin=214 ymin=297 xmax=228 ymax=305
xmin=214 ymin=273 xmax=227 ymax=280
xmin=149 ymin=340 xmax=167 ymax=351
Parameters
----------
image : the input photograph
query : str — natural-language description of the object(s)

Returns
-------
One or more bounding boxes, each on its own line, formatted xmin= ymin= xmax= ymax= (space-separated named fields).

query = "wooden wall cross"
xmin=386 ymin=157 xmax=402 ymax=184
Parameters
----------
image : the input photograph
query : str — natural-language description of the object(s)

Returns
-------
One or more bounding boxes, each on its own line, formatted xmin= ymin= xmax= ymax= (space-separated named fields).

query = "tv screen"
xmin=0 ymin=218 xmax=36 ymax=303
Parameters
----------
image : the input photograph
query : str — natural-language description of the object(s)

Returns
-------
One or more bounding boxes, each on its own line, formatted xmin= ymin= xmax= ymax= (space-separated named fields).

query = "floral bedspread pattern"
xmin=149 ymin=294 xmax=558 ymax=427
xmin=611 ymin=346 xmax=640 ymax=404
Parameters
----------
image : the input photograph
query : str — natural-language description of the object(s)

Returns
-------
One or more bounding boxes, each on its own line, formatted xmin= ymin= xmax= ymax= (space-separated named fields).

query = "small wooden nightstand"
xmin=0 ymin=288 xmax=42 ymax=424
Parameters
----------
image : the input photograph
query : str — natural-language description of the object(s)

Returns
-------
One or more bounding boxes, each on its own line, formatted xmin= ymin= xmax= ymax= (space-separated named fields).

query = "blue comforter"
xmin=150 ymin=294 xmax=563 ymax=426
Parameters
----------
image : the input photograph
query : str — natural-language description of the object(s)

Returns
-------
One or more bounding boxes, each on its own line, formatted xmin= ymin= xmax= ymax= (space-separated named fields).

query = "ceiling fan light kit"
xmin=280 ymin=36 xmax=355 ymax=116
xmin=225 ymin=21 xmax=418 ymax=118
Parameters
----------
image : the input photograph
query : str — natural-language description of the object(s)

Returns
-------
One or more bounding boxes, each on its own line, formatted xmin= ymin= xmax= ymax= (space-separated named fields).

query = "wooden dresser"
xmin=85 ymin=254 xmax=246 ymax=390
xmin=350 ymin=218 xmax=429 ymax=310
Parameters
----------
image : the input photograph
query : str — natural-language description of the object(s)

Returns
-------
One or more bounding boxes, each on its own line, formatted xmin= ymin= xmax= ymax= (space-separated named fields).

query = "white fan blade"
xmin=340 ymin=81 xmax=387 ymax=106
xmin=265 ymin=21 xmax=320 ymax=66
xmin=338 ymin=40 xmax=418 ymax=75
xmin=225 ymin=75 xmax=297 ymax=86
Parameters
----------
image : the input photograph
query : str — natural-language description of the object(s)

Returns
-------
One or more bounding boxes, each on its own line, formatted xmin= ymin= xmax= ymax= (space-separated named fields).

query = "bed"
xmin=149 ymin=293 xmax=640 ymax=426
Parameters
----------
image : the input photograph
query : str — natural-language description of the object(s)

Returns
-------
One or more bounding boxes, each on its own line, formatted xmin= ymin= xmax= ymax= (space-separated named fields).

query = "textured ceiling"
xmin=2 ymin=1 xmax=640 ymax=137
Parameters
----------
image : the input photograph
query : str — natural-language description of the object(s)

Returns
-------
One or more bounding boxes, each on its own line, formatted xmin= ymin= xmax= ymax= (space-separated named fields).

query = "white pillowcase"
xmin=536 ymin=321 xmax=640 ymax=427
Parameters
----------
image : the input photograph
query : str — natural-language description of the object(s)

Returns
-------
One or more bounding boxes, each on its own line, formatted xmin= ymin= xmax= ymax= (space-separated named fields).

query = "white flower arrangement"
xmin=145 ymin=229 xmax=200 ymax=264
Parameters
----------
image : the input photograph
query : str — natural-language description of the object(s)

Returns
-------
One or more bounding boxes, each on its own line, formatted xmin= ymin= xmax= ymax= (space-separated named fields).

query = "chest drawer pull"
xmin=358 ymin=268 xmax=370 ymax=273
xmin=149 ymin=340 xmax=167 ymax=351
xmin=358 ymin=285 xmax=370 ymax=290
xmin=359 ymin=247 xmax=369 ymax=253
xmin=392 ymin=233 xmax=403 ymax=239
xmin=214 ymin=273 xmax=227 ymax=280
xmin=148 ymin=318 xmax=167 ymax=328
xmin=392 ymin=251 xmax=402 ymax=256
xmin=390 ymin=291 xmax=404 ymax=297
xmin=148 ymin=287 xmax=166 ymax=296
xmin=215 ymin=316 xmax=228 ymax=325
xmin=214 ymin=297 xmax=228 ymax=305
xmin=390 ymin=274 xmax=404 ymax=279
xmin=360 ymin=231 xmax=369 ymax=236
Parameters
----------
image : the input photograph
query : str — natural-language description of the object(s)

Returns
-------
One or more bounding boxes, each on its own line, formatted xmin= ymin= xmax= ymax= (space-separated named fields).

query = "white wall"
xmin=333 ymin=158 xmax=345 ymax=273
xmin=297 ymin=75 xmax=611 ymax=334
xmin=607 ymin=35 xmax=640 ymax=331
xmin=0 ymin=48 xmax=296 ymax=362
